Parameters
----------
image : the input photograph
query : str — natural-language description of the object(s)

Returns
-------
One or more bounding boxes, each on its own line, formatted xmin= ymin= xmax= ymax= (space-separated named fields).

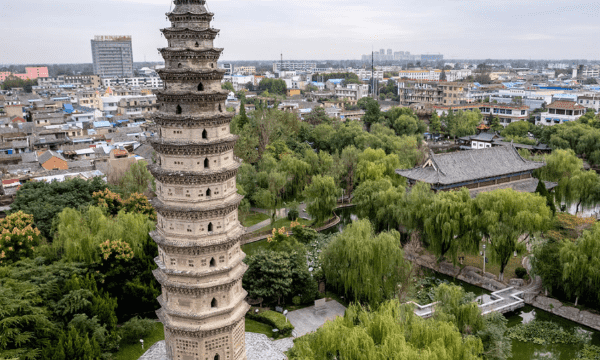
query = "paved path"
xmin=245 ymin=332 xmax=293 ymax=360
xmin=139 ymin=333 xmax=294 ymax=360
xmin=245 ymin=218 xmax=271 ymax=233
xmin=287 ymin=300 xmax=346 ymax=337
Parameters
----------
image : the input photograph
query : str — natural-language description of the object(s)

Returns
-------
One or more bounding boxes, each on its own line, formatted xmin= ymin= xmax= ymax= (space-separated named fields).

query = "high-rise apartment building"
xmin=91 ymin=35 xmax=134 ymax=77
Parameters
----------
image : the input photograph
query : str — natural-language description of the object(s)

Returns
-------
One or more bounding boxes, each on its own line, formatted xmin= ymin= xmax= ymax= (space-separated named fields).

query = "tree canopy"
xmin=322 ymin=219 xmax=411 ymax=306
xmin=288 ymin=299 xmax=484 ymax=360
xmin=10 ymin=178 xmax=109 ymax=240
xmin=474 ymin=189 xmax=552 ymax=281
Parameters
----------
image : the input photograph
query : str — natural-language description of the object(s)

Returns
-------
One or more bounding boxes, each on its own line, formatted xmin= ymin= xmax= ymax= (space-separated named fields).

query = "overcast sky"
xmin=1 ymin=0 xmax=599 ymax=64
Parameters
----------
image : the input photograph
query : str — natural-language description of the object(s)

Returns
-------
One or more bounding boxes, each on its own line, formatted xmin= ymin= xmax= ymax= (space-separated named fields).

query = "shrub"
xmin=287 ymin=208 xmax=299 ymax=221
xmin=515 ymin=267 xmax=527 ymax=279
xmin=120 ymin=317 xmax=156 ymax=344
xmin=292 ymin=296 xmax=302 ymax=306
xmin=247 ymin=309 xmax=294 ymax=337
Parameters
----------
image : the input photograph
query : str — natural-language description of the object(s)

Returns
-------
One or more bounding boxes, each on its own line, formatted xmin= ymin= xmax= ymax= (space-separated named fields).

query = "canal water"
xmin=331 ymin=207 xmax=600 ymax=360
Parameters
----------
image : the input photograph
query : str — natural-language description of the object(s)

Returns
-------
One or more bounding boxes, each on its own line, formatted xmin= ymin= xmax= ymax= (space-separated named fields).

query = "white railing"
xmin=410 ymin=287 xmax=524 ymax=318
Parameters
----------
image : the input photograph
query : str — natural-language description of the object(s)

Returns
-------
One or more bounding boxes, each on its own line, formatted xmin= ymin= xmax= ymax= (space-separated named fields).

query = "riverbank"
xmin=405 ymin=249 xmax=600 ymax=332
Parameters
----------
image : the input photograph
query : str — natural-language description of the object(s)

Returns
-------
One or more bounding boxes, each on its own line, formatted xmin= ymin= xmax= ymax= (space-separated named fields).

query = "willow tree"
xmin=474 ymin=189 xmax=552 ymax=281
xmin=560 ymin=224 xmax=600 ymax=306
xmin=352 ymin=178 xmax=405 ymax=231
xmin=287 ymin=299 xmax=483 ymax=360
xmin=569 ymin=170 xmax=600 ymax=214
xmin=303 ymin=175 xmax=340 ymax=224
xmin=401 ymin=181 xmax=435 ymax=234
xmin=321 ymin=219 xmax=411 ymax=306
xmin=536 ymin=149 xmax=583 ymax=204
xmin=424 ymin=188 xmax=476 ymax=263
xmin=52 ymin=206 xmax=155 ymax=264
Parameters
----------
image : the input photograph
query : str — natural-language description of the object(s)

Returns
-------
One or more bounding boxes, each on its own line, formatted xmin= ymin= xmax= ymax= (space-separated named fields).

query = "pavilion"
xmin=396 ymin=145 xmax=556 ymax=196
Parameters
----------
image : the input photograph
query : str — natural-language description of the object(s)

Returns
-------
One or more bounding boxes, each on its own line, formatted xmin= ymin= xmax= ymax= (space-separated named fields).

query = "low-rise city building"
xmin=537 ymin=100 xmax=586 ymax=126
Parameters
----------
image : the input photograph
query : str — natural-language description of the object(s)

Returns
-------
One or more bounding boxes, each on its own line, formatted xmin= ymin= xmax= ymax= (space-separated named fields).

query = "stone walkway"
xmin=138 ymin=340 xmax=167 ymax=360
xmin=286 ymin=300 xmax=346 ymax=337
xmin=245 ymin=332 xmax=294 ymax=360
xmin=139 ymin=333 xmax=294 ymax=360
xmin=245 ymin=218 xmax=271 ymax=233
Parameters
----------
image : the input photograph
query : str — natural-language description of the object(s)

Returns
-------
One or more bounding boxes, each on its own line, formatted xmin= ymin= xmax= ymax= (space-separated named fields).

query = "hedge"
xmin=247 ymin=309 xmax=294 ymax=337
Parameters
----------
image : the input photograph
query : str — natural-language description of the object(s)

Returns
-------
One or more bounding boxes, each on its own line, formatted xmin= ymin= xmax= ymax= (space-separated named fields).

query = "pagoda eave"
xmin=148 ymin=163 xmax=240 ymax=185
xmin=151 ymin=194 xmax=243 ymax=219
xmin=150 ymin=229 xmax=244 ymax=251
xmin=149 ymin=137 xmax=237 ymax=155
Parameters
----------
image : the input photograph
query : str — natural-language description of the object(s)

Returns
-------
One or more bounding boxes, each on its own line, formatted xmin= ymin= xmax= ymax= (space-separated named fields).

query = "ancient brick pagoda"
xmin=148 ymin=1 xmax=249 ymax=359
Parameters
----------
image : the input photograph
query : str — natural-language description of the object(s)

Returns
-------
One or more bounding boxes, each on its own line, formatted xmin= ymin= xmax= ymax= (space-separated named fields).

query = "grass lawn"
xmin=458 ymin=243 xmax=525 ymax=280
xmin=241 ymin=212 xmax=270 ymax=228
xmin=256 ymin=217 xmax=312 ymax=233
xmin=245 ymin=318 xmax=276 ymax=337
xmin=112 ymin=322 xmax=164 ymax=360
xmin=242 ymin=239 xmax=270 ymax=256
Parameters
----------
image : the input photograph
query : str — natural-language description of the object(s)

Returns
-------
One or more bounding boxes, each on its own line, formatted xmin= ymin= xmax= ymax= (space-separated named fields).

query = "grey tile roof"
xmin=38 ymin=150 xmax=66 ymax=165
xmin=21 ymin=152 xmax=37 ymax=163
xmin=133 ymin=144 xmax=154 ymax=160
xmin=396 ymin=145 xmax=545 ymax=186
xmin=471 ymin=132 xmax=502 ymax=142
xmin=67 ymin=160 xmax=94 ymax=169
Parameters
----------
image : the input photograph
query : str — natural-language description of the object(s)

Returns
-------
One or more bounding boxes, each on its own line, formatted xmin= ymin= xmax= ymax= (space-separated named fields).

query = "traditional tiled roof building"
xmin=149 ymin=1 xmax=249 ymax=359
xmin=396 ymin=145 xmax=554 ymax=196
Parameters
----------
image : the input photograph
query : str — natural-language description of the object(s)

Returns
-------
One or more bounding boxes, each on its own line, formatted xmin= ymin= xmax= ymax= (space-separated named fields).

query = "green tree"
xmin=424 ymin=188 xmax=476 ymax=263
xmin=304 ymin=107 xmax=331 ymax=126
xmin=445 ymin=110 xmax=481 ymax=138
xmin=303 ymin=175 xmax=339 ymax=224
xmin=0 ymin=211 xmax=42 ymax=265
xmin=489 ymin=116 xmax=503 ymax=132
xmin=434 ymin=283 xmax=484 ymax=335
xmin=388 ymin=113 xmax=427 ymax=137
xmin=560 ymin=224 xmax=600 ymax=306
xmin=238 ymin=99 xmax=250 ymax=128
xmin=474 ymin=189 xmax=552 ymax=281
xmin=119 ymin=160 xmax=155 ymax=197
xmin=352 ymin=178 xmax=405 ymax=231
xmin=221 ymin=81 xmax=234 ymax=92
xmin=501 ymin=121 xmax=530 ymax=138
xmin=359 ymin=97 xmax=382 ymax=126
xmin=535 ymin=180 xmax=556 ymax=215
xmin=288 ymin=299 xmax=483 ymax=360
xmin=430 ymin=112 xmax=442 ymax=133
xmin=322 ymin=219 xmax=412 ymax=306
xmin=257 ymin=78 xmax=287 ymax=95
xmin=531 ymin=238 xmax=563 ymax=296
xmin=569 ymin=170 xmax=600 ymax=214
xmin=10 ymin=178 xmax=109 ymax=240
xmin=536 ymin=149 xmax=582 ymax=182
xmin=243 ymin=251 xmax=294 ymax=305
xmin=0 ymin=280 xmax=56 ymax=360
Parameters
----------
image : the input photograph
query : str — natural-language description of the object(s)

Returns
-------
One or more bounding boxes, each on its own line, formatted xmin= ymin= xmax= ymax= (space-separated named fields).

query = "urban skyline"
xmin=2 ymin=0 xmax=600 ymax=64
